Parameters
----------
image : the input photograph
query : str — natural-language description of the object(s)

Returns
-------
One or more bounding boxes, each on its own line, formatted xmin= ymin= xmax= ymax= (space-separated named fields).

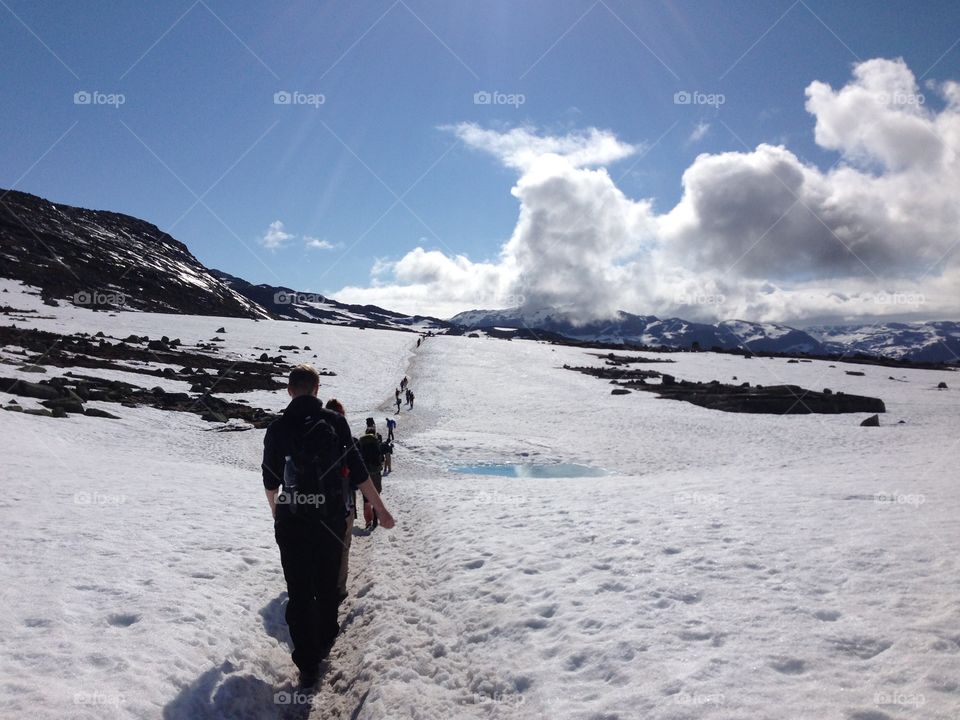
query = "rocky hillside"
xmin=211 ymin=270 xmax=452 ymax=333
xmin=0 ymin=189 xmax=266 ymax=318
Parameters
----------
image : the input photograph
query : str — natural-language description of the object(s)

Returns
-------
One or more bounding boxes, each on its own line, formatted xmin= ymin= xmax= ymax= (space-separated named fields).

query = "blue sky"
xmin=3 ymin=0 xmax=960 ymax=321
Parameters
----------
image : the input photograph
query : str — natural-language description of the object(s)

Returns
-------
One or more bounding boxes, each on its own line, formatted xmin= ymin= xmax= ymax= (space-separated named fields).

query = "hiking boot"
xmin=298 ymin=667 xmax=320 ymax=690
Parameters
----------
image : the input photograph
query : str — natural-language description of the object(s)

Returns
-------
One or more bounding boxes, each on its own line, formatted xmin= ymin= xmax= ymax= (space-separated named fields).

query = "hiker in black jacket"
xmin=262 ymin=365 xmax=394 ymax=688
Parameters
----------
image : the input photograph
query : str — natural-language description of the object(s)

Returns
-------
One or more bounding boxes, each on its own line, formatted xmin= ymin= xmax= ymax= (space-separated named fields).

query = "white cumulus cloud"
xmin=334 ymin=58 xmax=960 ymax=324
xmin=260 ymin=220 xmax=294 ymax=250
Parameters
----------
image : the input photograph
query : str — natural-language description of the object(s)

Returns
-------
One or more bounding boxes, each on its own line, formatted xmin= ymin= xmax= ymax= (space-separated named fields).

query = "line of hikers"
xmin=261 ymin=364 xmax=400 ymax=689
xmin=395 ymin=375 xmax=415 ymax=413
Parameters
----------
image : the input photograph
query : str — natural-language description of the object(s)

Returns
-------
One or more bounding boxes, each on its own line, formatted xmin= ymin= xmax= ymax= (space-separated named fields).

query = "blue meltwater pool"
xmin=450 ymin=463 xmax=610 ymax=478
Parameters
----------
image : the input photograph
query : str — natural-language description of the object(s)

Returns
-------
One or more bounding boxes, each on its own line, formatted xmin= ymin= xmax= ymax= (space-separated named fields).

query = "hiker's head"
xmin=287 ymin=364 xmax=320 ymax=398
xmin=364 ymin=427 xmax=376 ymax=435
xmin=325 ymin=398 xmax=345 ymax=416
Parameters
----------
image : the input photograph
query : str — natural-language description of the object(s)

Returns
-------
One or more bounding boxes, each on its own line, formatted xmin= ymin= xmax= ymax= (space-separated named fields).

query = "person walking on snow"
xmin=324 ymin=398 xmax=355 ymax=605
xmin=385 ymin=417 xmax=396 ymax=442
xmin=262 ymin=365 xmax=394 ymax=689
xmin=357 ymin=426 xmax=385 ymax=531
xmin=381 ymin=435 xmax=394 ymax=474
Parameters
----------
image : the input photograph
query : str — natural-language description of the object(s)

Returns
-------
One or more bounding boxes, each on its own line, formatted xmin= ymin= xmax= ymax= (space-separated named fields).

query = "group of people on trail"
xmin=261 ymin=364 xmax=397 ymax=689
xmin=394 ymin=378 xmax=416 ymax=415
xmin=394 ymin=376 xmax=415 ymax=413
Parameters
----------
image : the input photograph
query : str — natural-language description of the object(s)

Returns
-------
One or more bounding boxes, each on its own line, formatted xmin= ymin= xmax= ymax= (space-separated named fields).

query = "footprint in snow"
xmin=769 ymin=657 xmax=806 ymax=674
xmin=663 ymin=547 xmax=682 ymax=555
xmin=813 ymin=609 xmax=841 ymax=622
xmin=832 ymin=636 xmax=892 ymax=660
xmin=464 ymin=559 xmax=485 ymax=570
xmin=107 ymin=613 xmax=141 ymax=627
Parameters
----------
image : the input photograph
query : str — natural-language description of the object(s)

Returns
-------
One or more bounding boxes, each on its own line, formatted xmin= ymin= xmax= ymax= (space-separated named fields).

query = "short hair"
xmin=325 ymin=398 xmax=345 ymax=416
xmin=288 ymin=364 xmax=320 ymax=393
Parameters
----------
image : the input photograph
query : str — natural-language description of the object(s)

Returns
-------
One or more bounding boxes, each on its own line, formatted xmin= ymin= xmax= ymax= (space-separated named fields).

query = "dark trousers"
xmin=274 ymin=512 xmax=346 ymax=672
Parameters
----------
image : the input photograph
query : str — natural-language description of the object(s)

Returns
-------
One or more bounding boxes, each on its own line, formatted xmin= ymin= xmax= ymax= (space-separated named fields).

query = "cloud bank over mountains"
xmin=334 ymin=58 xmax=960 ymax=324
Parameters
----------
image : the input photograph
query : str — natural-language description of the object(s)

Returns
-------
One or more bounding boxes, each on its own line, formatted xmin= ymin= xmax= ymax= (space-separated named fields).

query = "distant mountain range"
xmin=211 ymin=269 xmax=451 ymax=332
xmin=1 ymin=187 xmax=956 ymax=362
xmin=451 ymin=308 xmax=960 ymax=363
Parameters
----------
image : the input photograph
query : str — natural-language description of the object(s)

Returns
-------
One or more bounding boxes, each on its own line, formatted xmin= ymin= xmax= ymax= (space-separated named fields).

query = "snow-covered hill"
xmin=0 ymin=189 xmax=266 ymax=318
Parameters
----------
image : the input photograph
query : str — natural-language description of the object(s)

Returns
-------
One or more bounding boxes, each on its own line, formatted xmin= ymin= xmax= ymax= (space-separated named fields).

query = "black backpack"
xmin=281 ymin=413 xmax=345 ymax=515
xmin=357 ymin=433 xmax=383 ymax=472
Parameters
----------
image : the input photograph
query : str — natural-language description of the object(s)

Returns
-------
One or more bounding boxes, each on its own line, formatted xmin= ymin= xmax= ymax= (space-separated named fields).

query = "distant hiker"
xmin=408 ymin=390 xmax=415 ymax=409
xmin=381 ymin=435 xmax=394 ymax=474
xmin=262 ymin=365 xmax=394 ymax=688
xmin=404 ymin=388 xmax=412 ymax=408
xmin=385 ymin=417 xmax=396 ymax=442
xmin=416 ymin=338 xmax=421 ymax=348
xmin=357 ymin=426 xmax=385 ymax=530
xmin=400 ymin=377 xmax=408 ymax=390
xmin=325 ymin=398 xmax=355 ymax=603
xmin=395 ymin=394 xmax=402 ymax=414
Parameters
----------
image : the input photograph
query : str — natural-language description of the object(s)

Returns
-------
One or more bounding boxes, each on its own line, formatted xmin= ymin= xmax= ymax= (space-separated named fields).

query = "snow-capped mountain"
xmin=451 ymin=307 xmax=960 ymax=362
xmin=810 ymin=321 xmax=960 ymax=363
xmin=211 ymin=270 xmax=452 ymax=333
xmin=450 ymin=307 xmax=824 ymax=354
xmin=0 ymin=189 xmax=266 ymax=318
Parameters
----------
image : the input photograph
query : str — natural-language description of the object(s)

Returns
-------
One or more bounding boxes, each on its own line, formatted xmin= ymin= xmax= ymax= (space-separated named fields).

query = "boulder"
xmin=860 ymin=414 xmax=880 ymax=427
xmin=41 ymin=398 xmax=85 ymax=414
xmin=216 ymin=327 xmax=226 ymax=334
xmin=937 ymin=381 xmax=948 ymax=389
xmin=846 ymin=371 xmax=865 ymax=376
xmin=6 ymin=379 xmax=59 ymax=400
xmin=24 ymin=408 xmax=54 ymax=417
xmin=84 ymin=407 xmax=120 ymax=419
xmin=611 ymin=388 xmax=631 ymax=395
xmin=18 ymin=365 xmax=46 ymax=373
